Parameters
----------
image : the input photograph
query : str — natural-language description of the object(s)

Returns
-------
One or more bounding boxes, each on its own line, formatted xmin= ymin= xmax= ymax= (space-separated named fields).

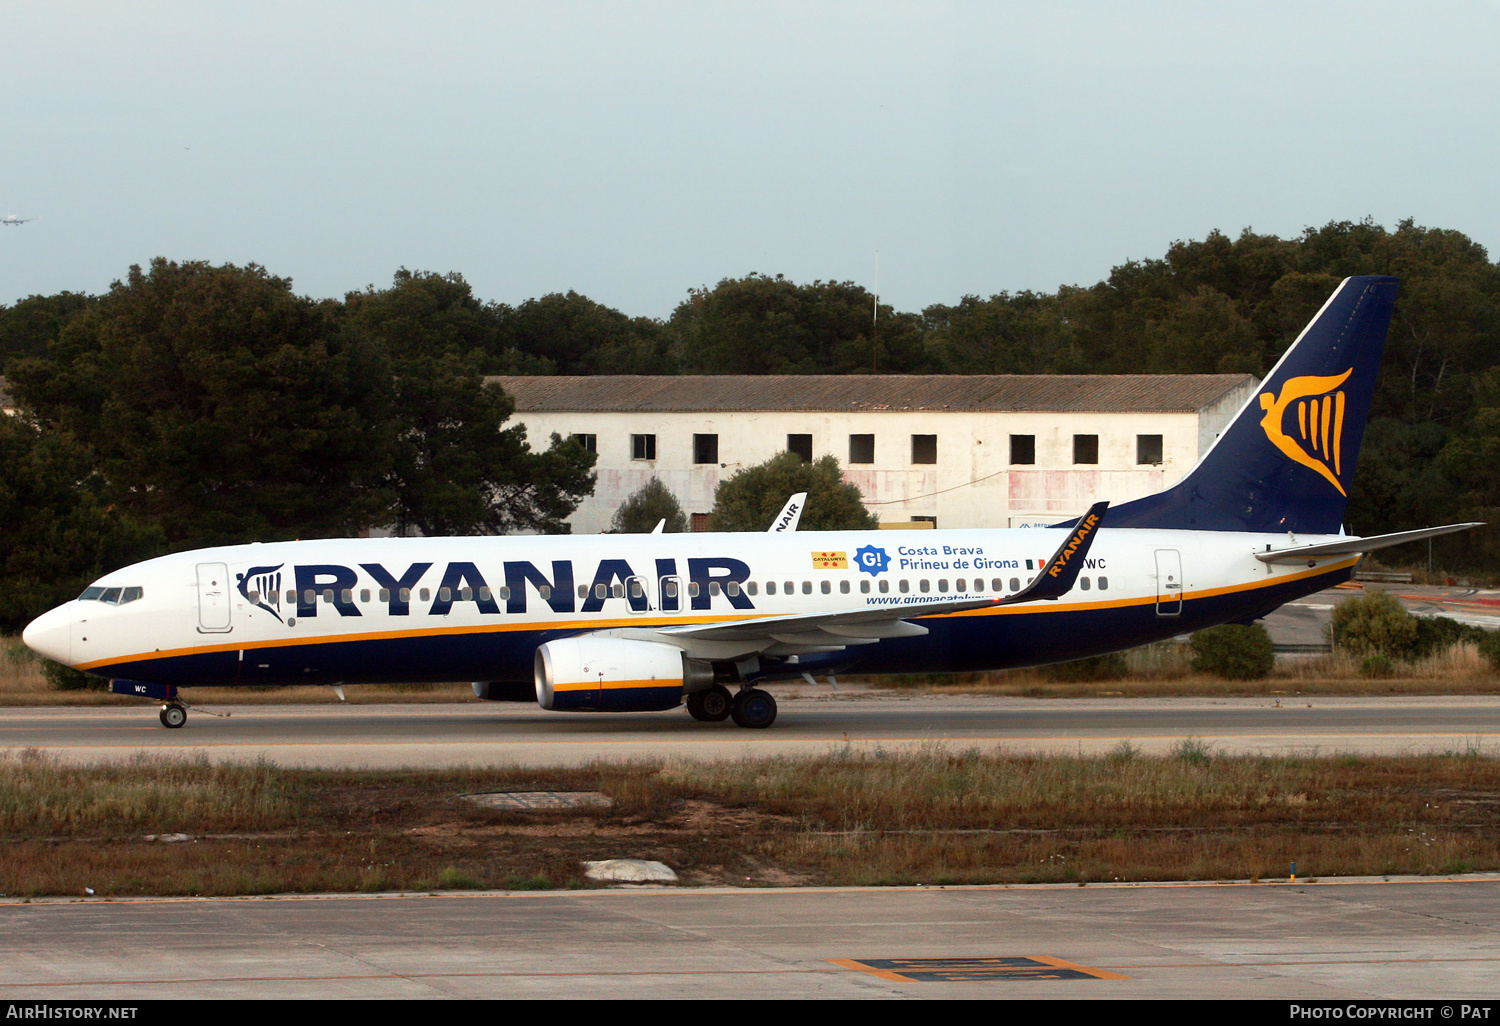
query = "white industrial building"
xmin=490 ymin=374 xmax=1260 ymax=533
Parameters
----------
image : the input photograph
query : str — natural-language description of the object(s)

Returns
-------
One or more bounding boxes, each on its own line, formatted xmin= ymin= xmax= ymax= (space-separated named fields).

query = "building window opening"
xmin=631 ymin=434 xmax=657 ymax=461
xmin=849 ymin=434 xmax=875 ymax=464
xmin=694 ymin=434 xmax=719 ymax=464
xmin=911 ymin=434 xmax=937 ymax=464
xmin=1137 ymin=434 xmax=1163 ymax=465
xmin=1073 ymin=434 xmax=1099 ymax=465
xmin=787 ymin=434 xmax=813 ymax=462
xmin=1010 ymin=434 xmax=1036 ymax=465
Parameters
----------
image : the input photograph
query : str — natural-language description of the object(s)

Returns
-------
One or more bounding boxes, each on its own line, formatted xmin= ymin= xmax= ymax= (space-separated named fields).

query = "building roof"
xmin=486 ymin=374 xmax=1259 ymax=415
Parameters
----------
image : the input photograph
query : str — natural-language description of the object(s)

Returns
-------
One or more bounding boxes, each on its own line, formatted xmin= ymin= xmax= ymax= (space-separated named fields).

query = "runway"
xmin=3 ymin=878 xmax=1499 ymax=999
xmin=5 ymin=692 xmax=1500 ymax=767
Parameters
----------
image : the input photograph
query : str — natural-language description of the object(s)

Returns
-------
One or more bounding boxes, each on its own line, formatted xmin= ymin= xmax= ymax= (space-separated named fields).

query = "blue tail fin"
xmin=1108 ymin=275 xmax=1399 ymax=534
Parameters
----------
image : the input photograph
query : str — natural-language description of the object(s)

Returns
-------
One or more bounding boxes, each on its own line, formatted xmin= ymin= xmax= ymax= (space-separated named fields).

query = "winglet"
xmin=998 ymin=501 xmax=1108 ymax=605
xmin=769 ymin=493 xmax=807 ymax=532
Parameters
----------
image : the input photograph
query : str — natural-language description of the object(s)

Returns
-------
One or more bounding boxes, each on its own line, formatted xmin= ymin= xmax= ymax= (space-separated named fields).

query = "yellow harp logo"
xmin=1257 ymin=369 xmax=1353 ymax=496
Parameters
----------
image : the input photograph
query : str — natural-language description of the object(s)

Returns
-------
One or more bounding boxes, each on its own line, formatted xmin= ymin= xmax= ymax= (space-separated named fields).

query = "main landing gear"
xmin=159 ymin=703 xmax=187 ymax=729
xmin=686 ymin=684 xmax=732 ymax=722
xmin=686 ymin=684 xmax=777 ymax=728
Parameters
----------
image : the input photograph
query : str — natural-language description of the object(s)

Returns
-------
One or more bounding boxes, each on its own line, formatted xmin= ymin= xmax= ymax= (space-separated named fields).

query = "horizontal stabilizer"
xmin=1254 ymin=522 xmax=1482 ymax=564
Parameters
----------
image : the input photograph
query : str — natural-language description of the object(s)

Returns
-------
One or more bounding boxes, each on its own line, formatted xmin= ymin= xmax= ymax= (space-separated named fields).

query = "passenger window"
xmin=709 ymin=582 xmax=721 ymax=596
xmin=360 ymin=589 xmax=371 ymax=603
xmin=766 ymin=581 xmax=776 ymax=595
xmin=860 ymin=580 xmax=870 ymax=594
xmin=398 ymin=588 xmax=409 ymax=603
xmin=878 ymin=580 xmax=889 ymax=593
xmin=954 ymin=579 xmax=965 ymax=592
xmin=248 ymin=590 xmax=260 ymax=604
xmin=919 ymin=579 xmax=930 ymax=593
xmin=938 ymin=579 xmax=948 ymax=593
xmin=840 ymin=580 xmax=850 ymax=594
xmin=899 ymin=580 xmax=910 ymax=593
xmin=1080 ymin=577 xmax=1091 ymax=591
xmin=801 ymin=581 xmax=812 ymax=595
xmin=322 ymin=589 xmax=334 ymax=604
xmin=578 ymin=584 xmax=589 ymax=599
xmin=1098 ymin=577 xmax=1109 ymax=590
xmin=611 ymin=583 xmax=624 ymax=598
xmin=689 ymin=582 xmax=700 ymax=597
xmin=666 ymin=580 xmax=680 ymax=598
xmin=341 ymin=589 xmax=353 ymax=604
xmin=727 ymin=581 xmax=740 ymax=597
xmin=380 ymin=589 xmax=391 ymax=602
xmin=630 ymin=580 xmax=645 ymax=599
xmin=439 ymin=588 xmax=452 ymax=602
xmin=972 ymin=579 xmax=984 ymax=592
xmin=820 ymin=580 xmax=830 ymax=594
xmin=304 ymin=589 xmax=315 ymax=604
xmin=539 ymin=585 xmax=551 ymax=600
xmin=287 ymin=591 xmax=298 ymax=604
xmin=1009 ymin=578 xmax=1020 ymax=592
xmin=499 ymin=587 xmax=511 ymax=600
xmin=479 ymin=587 xmax=491 ymax=602
xmin=784 ymin=581 xmax=793 ymax=594
xmin=747 ymin=582 xmax=758 ymax=596
xmin=420 ymin=588 xmax=430 ymax=602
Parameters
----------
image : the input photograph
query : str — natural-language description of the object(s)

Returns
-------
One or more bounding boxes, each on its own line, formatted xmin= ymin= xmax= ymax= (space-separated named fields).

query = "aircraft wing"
xmin=1254 ymin=522 xmax=1481 ymax=565
xmin=608 ymin=502 xmax=1108 ymax=660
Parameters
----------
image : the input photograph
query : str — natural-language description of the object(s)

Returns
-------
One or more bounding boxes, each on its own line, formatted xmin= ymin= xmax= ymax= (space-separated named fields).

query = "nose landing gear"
xmin=159 ymin=703 xmax=187 ymax=729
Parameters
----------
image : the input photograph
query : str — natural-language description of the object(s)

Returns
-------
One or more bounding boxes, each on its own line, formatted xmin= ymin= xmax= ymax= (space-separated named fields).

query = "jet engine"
xmin=534 ymin=637 xmax=712 ymax=712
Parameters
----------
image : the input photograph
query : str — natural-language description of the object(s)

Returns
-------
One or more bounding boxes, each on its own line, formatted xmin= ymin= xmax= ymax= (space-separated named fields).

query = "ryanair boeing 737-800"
xmin=21 ymin=276 xmax=1478 ymax=729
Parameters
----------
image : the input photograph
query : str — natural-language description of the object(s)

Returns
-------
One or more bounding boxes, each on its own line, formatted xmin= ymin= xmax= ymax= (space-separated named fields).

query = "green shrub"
xmin=41 ymin=659 xmax=103 ymax=692
xmin=1189 ymin=624 xmax=1275 ymax=679
xmin=1042 ymin=652 xmax=1127 ymax=682
xmin=1413 ymin=615 xmax=1488 ymax=657
xmin=1478 ymin=631 xmax=1500 ymax=672
xmin=1327 ymin=589 xmax=1418 ymax=658
xmin=1360 ymin=653 xmax=1395 ymax=678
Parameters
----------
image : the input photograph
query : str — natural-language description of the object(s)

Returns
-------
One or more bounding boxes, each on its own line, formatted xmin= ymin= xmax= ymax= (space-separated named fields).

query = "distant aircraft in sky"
xmin=1 ymin=214 xmax=35 ymax=227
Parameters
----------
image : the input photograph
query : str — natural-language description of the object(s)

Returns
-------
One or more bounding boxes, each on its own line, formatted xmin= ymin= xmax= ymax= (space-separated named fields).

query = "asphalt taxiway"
xmin=3 ymin=878 xmax=1499 ymax=999
xmin=4 ymin=693 xmax=1500 ymax=768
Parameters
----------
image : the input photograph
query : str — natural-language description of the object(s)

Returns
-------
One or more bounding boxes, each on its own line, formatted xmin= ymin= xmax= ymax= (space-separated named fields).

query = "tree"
xmin=667 ymin=274 xmax=930 ymax=374
xmin=0 ymin=414 xmax=160 ymax=632
xmin=610 ymin=477 xmax=687 ymax=533
xmin=347 ymin=272 xmax=599 ymax=536
xmin=504 ymin=291 xmax=671 ymax=375
xmin=710 ymin=452 xmax=877 ymax=532
xmin=7 ymin=259 xmax=393 ymax=546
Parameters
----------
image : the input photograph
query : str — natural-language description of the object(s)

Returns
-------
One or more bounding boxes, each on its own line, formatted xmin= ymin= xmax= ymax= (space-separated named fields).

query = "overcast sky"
xmin=3 ymin=1 xmax=1498 ymax=318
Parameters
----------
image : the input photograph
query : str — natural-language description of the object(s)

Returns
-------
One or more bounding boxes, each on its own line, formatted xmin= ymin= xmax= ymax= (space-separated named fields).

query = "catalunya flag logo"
xmin=1257 ymin=369 xmax=1353 ymax=496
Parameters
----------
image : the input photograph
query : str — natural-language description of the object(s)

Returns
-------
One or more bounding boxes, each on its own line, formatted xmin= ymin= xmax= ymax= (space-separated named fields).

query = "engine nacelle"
xmin=534 ymin=637 xmax=709 ymax=712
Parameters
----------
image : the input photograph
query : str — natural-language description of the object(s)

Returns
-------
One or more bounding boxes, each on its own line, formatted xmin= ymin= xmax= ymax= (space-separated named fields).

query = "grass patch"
xmin=4 ymin=749 xmax=1500 ymax=897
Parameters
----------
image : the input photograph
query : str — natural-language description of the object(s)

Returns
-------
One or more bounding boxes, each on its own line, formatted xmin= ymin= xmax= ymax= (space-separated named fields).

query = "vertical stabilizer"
xmin=1108 ymin=276 xmax=1399 ymax=534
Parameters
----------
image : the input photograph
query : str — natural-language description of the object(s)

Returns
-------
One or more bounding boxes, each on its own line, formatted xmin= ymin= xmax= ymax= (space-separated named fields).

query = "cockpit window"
xmin=78 ymin=586 xmax=144 ymax=604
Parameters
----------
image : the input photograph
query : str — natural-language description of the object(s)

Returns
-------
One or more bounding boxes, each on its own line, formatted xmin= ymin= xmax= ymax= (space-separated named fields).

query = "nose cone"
xmin=22 ymin=604 xmax=73 ymax=665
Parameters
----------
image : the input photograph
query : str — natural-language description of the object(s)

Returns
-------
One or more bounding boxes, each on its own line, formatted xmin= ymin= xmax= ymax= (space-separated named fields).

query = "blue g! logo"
xmin=854 ymin=545 xmax=890 ymax=576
